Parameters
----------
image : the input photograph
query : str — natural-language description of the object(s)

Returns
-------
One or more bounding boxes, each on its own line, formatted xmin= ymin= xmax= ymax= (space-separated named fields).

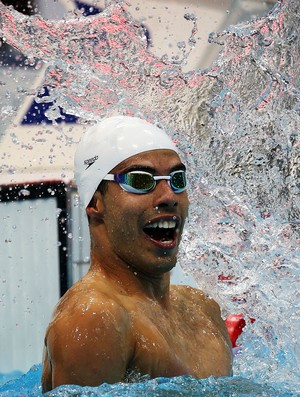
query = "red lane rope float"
xmin=225 ymin=313 xmax=246 ymax=348
xmin=225 ymin=313 xmax=256 ymax=348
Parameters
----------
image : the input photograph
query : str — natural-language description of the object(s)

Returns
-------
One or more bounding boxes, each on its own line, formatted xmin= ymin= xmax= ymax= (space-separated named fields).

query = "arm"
xmin=41 ymin=345 xmax=52 ymax=392
xmin=193 ymin=289 xmax=233 ymax=376
xmin=41 ymin=299 xmax=133 ymax=392
xmin=198 ymin=290 xmax=233 ymax=349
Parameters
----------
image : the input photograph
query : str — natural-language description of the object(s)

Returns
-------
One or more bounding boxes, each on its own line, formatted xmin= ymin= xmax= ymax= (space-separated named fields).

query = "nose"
xmin=152 ymin=180 xmax=178 ymax=208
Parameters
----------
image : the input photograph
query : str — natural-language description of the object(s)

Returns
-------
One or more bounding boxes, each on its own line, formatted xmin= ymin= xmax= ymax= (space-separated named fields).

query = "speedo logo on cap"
xmin=84 ymin=155 xmax=99 ymax=170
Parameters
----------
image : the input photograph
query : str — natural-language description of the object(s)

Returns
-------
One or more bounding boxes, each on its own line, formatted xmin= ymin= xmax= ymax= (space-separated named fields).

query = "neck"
xmin=88 ymin=228 xmax=171 ymax=305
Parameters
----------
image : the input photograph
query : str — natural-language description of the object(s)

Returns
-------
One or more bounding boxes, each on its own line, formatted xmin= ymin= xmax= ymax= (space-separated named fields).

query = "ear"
xmin=86 ymin=191 xmax=105 ymax=221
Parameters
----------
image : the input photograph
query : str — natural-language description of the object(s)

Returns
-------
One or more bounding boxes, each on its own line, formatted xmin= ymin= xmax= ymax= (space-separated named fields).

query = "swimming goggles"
xmin=103 ymin=170 xmax=187 ymax=194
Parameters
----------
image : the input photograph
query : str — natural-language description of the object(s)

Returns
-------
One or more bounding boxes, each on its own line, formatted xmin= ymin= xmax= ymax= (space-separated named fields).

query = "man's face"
xmin=100 ymin=149 xmax=189 ymax=276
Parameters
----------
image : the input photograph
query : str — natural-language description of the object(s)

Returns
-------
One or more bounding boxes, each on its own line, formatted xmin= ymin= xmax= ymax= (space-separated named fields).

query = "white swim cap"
xmin=74 ymin=116 xmax=178 ymax=208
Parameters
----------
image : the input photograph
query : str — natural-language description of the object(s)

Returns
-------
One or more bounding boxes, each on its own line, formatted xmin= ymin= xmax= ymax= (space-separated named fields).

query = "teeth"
xmin=145 ymin=220 xmax=176 ymax=229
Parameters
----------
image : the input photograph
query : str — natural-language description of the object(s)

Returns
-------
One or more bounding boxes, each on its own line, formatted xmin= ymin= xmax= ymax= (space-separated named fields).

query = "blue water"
xmin=0 ymin=364 xmax=298 ymax=397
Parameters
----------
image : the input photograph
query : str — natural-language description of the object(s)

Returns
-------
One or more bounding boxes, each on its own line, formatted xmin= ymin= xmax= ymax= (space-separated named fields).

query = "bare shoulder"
xmin=43 ymin=276 xmax=133 ymax=390
xmin=171 ymin=284 xmax=220 ymax=312
xmin=46 ymin=276 xmax=132 ymax=342
xmin=171 ymin=285 xmax=228 ymax=335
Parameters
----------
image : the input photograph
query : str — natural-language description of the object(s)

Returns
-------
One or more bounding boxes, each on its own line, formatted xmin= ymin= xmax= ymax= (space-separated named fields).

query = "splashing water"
xmin=0 ymin=0 xmax=299 ymax=394
xmin=0 ymin=363 xmax=296 ymax=397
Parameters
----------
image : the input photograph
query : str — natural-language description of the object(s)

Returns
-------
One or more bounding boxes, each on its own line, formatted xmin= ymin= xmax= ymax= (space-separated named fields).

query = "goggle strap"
xmin=104 ymin=174 xmax=173 ymax=182
xmin=103 ymin=174 xmax=115 ymax=181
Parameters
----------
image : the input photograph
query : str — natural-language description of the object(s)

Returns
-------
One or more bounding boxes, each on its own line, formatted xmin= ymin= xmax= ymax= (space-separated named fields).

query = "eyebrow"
xmin=121 ymin=163 xmax=186 ymax=174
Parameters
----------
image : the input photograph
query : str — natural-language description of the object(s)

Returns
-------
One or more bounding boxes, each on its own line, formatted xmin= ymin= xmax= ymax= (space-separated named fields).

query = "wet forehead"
xmin=112 ymin=149 xmax=185 ymax=174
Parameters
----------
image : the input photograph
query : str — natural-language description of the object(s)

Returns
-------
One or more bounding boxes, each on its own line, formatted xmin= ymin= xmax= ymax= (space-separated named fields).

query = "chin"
xmin=155 ymin=256 xmax=177 ymax=273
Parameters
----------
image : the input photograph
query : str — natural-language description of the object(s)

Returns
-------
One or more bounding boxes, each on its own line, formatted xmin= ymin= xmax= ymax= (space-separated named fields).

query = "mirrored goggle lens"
xmin=170 ymin=170 xmax=186 ymax=192
xmin=121 ymin=172 xmax=155 ymax=192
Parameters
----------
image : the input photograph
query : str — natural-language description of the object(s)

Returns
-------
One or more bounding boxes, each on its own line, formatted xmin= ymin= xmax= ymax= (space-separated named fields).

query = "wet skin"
xmin=42 ymin=149 xmax=232 ymax=392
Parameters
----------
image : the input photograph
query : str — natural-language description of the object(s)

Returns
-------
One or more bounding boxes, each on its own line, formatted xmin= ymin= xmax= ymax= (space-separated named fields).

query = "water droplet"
xmin=10 ymin=132 xmax=19 ymax=145
xmin=177 ymin=41 xmax=186 ymax=49
xmin=56 ymin=208 xmax=62 ymax=217
xmin=19 ymin=189 xmax=30 ymax=197
xmin=184 ymin=13 xmax=197 ymax=22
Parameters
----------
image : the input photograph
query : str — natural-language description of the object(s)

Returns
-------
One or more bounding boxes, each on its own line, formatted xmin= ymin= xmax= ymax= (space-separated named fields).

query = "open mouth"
xmin=143 ymin=219 xmax=178 ymax=246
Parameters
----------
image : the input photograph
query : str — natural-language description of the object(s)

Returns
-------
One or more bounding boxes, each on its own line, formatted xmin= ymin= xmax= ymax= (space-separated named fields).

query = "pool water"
xmin=0 ymin=364 xmax=297 ymax=397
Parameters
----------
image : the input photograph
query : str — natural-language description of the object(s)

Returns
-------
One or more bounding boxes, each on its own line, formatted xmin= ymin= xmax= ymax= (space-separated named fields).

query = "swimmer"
xmin=41 ymin=116 xmax=232 ymax=392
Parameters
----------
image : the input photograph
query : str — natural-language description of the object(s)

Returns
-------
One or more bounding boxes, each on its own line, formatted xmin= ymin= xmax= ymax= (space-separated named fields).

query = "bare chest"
xmin=128 ymin=299 xmax=232 ymax=379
